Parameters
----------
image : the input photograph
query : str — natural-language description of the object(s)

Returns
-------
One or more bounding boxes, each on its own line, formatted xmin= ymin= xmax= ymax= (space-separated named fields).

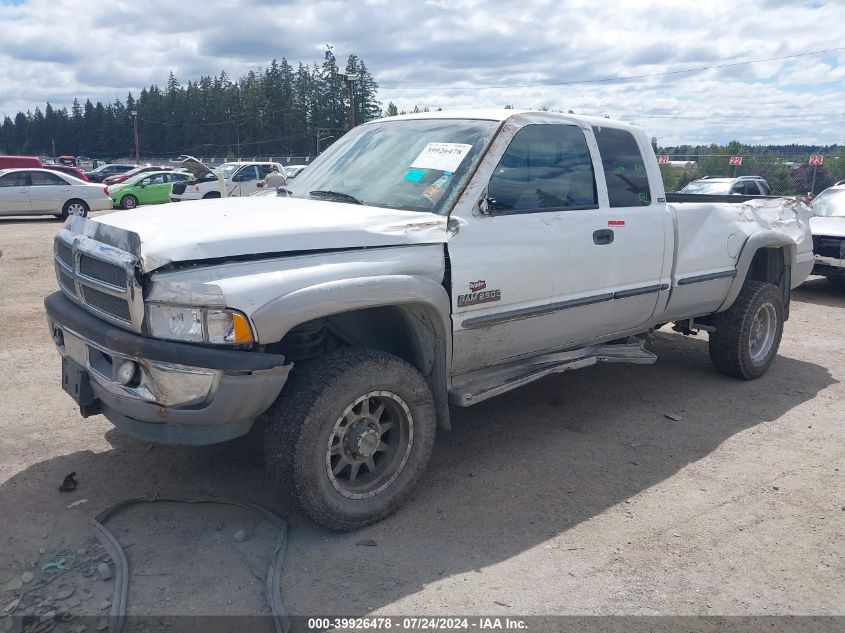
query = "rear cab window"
xmin=592 ymin=126 xmax=652 ymax=206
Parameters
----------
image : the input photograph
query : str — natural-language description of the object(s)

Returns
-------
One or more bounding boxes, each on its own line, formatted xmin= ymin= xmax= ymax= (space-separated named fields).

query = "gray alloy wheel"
xmin=120 ymin=195 xmax=138 ymax=210
xmin=748 ymin=302 xmax=778 ymax=365
xmin=325 ymin=390 xmax=415 ymax=500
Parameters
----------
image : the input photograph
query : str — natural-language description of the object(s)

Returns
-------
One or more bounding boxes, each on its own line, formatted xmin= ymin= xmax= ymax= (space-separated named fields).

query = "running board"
xmin=449 ymin=339 xmax=657 ymax=407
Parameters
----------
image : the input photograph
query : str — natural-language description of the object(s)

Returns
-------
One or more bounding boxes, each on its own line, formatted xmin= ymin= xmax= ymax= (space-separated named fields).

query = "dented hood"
xmin=68 ymin=196 xmax=448 ymax=273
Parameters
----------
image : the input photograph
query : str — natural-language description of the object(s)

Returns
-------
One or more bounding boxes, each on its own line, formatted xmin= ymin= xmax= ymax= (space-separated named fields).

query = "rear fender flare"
xmin=718 ymin=231 xmax=795 ymax=313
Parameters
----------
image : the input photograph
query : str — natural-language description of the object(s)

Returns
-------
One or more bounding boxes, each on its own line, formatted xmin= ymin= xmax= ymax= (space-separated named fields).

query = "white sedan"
xmin=0 ymin=168 xmax=113 ymax=219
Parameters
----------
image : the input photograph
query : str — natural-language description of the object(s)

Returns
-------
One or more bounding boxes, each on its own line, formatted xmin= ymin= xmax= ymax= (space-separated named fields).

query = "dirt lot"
xmin=0 ymin=212 xmax=843 ymax=626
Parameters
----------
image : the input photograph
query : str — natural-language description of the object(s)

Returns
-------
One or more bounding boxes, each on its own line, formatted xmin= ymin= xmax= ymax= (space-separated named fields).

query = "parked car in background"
xmin=108 ymin=170 xmax=193 ymax=209
xmin=84 ymin=163 xmax=136 ymax=183
xmin=58 ymin=155 xmax=78 ymax=167
xmin=169 ymin=156 xmax=285 ymax=201
xmin=0 ymin=155 xmax=43 ymax=170
xmin=809 ymin=184 xmax=845 ymax=288
xmin=284 ymin=164 xmax=308 ymax=179
xmin=43 ymin=164 xmax=89 ymax=182
xmin=0 ymin=168 xmax=111 ymax=219
xmin=679 ymin=175 xmax=771 ymax=195
xmin=103 ymin=165 xmax=172 ymax=186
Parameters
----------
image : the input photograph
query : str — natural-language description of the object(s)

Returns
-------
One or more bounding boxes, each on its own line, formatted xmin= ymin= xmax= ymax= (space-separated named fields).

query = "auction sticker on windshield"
xmin=411 ymin=142 xmax=473 ymax=173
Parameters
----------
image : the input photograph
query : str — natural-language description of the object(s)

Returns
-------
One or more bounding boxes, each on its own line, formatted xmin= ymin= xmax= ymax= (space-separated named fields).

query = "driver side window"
xmin=488 ymin=124 xmax=597 ymax=214
xmin=237 ymin=166 xmax=259 ymax=181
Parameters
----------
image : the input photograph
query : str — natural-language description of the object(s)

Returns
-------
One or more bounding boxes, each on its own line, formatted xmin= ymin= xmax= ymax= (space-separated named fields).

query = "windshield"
xmin=812 ymin=189 xmax=845 ymax=217
xmin=679 ymin=180 xmax=730 ymax=194
xmin=123 ymin=173 xmax=153 ymax=186
xmin=214 ymin=163 xmax=241 ymax=179
xmin=286 ymin=118 xmax=500 ymax=214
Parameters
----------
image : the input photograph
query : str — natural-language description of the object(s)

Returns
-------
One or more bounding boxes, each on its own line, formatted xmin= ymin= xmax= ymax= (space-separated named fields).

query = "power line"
xmin=623 ymin=112 xmax=845 ymax=120
xmin=380 ymin=46 xmax=845 ymax=91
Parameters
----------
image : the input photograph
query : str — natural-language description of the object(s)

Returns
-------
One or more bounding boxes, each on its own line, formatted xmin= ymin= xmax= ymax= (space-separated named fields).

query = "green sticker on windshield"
xmin=404 ymin=168 xmax=426 ymax=183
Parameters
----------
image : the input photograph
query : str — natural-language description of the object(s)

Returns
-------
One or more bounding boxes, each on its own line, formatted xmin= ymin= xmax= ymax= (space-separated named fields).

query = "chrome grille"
xmin=53 ymin=233 xmax=142 ymax=331
xmin=57 ymin=269 xmax=75 ymax=294
xmin=55 ymin=241 xmax=73 ymax=268
xmin=79 ymin=254 xmax=127 ymax=289
xmin=81 ymin=286 xmax=132 ymax=322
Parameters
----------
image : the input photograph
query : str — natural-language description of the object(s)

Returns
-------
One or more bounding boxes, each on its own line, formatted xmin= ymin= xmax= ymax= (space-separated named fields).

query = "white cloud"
xmin=0 ymin=0 xmax=843 ymax=144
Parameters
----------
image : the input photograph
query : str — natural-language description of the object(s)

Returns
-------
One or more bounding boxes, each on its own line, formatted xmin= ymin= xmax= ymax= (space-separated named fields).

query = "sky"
xmin=0 ymin=0 xmax=843 ymax=146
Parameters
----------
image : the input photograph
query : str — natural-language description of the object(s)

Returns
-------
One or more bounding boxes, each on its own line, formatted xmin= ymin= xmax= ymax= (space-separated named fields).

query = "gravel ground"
xmin=0 ymin=211 xmax=842 ymax=626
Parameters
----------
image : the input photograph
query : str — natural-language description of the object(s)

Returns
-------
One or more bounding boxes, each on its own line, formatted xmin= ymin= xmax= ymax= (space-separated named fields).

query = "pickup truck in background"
xmin=45 ymin=110 xmax=814 ymax=530
xmin=169 ymin=156 xmax=285 ymax=201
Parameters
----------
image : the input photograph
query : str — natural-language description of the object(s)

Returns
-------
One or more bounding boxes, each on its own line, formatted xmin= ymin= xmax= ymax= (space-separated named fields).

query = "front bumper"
xmin=45 ymin=292 xmax=290 ymax=445
xmin=812 ymin=254 xmax=845 ymax=275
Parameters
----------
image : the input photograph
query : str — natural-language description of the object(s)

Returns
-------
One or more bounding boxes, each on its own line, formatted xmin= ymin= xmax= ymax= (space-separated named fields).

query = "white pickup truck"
xmin=46 ymin=110 xmax=813 ymax=530
xmin=168 ymin=157 xmax=285 ymax=201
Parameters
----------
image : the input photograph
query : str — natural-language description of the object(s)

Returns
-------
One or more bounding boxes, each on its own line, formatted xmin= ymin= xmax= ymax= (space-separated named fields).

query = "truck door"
xmin=447 ymin=119 xmax=666 ymax=373
xmin=230 ymin=165 xmax=260 ymax=196
xmin=589 ymin=124 xmax=668 ymax=329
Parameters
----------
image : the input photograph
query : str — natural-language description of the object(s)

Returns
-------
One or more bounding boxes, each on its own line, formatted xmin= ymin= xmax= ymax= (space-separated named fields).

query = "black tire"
xmin=119 ymin=194 xmax=138 ymax=210
xmin=709 ymin=281 xmax=784 ymax=380
xmin=202 ymin=192 xmax=221 ymax=199
xmin=825 ymin=275 xmax=845 ymax=290
xmin=263 ymin=347 xmax=436 ymax=531
xmin=58 ymin=199 xmax=89 ymax=220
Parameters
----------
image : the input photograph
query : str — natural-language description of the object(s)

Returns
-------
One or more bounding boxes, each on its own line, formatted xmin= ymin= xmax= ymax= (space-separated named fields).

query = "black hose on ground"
xmin=92 ymin=496 xmax=290 ymax=633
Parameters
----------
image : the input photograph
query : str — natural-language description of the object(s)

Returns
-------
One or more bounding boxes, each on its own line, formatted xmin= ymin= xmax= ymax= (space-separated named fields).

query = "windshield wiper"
xmin=309 ymin=190 xmax=363 ymax=205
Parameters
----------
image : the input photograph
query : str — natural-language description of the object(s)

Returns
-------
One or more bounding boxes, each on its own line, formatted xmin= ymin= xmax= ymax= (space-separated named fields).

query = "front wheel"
xmin=263 ymin=348 xmax=436 ymax=531
xmin=709 ymin=281 xmax=784 ymax=380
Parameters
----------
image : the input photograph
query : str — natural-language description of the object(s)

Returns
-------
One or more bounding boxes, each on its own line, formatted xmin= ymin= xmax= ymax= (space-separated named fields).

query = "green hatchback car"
xmin=108 ymin=170 xmax=193 ymax=209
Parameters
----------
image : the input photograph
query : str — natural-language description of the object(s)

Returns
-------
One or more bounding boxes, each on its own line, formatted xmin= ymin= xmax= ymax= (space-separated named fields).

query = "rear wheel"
xmin=709 ymin=281 xmax=784 ymax=380
xmin=119 ymin=194 xmax=138 ymax=210
xmin=264 ymin=348 xmax=436 ymax=531
xmin=202 ymin=192 xmax=221 ymax=199
xmin=58 ymin=199 xmax=89 ymax=220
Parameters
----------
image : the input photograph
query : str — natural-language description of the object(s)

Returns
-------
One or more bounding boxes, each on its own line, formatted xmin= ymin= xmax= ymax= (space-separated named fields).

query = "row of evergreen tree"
xmin=0 ymin=48 xmax=381 ymax=159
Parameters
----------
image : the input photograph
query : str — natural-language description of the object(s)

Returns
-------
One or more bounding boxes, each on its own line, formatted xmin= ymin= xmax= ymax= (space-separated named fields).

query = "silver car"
xmin=0 ymin=168 xmax=113 ymax=219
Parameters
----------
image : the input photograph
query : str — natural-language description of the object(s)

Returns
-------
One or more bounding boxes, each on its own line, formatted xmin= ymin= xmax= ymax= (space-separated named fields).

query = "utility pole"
xmin=51 ymin=138 xmax=56 ymax=162
xmin=315 ymin=128 xmax=334 ymax=154
xmin=130 ymin=111 xmax=140 ymax=162
xmin=345 ymin=73 xmax=359 ymax=129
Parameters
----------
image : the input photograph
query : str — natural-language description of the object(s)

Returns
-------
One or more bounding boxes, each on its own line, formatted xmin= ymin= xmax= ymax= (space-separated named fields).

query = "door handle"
xmin=593 ymin=229 xmax=614 ymax=245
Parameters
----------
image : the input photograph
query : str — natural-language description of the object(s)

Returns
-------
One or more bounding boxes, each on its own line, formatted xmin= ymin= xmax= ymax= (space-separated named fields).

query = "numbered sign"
xmin=729 ymin=156 xmax=743 ymax=166
xmin=809 ymin=154 xmax=824 ymax=166
xmin=658 ymin=155 xmax=670 ymax=165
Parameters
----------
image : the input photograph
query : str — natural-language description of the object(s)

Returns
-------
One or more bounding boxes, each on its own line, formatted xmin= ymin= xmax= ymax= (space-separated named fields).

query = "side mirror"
xmin=139 ymin=183 xmax=146 ymax=188
xmin=256 ymin=181 xmax=265 ymax=188
xmin=478 ymin=195 xmax=496 ymax=216
xmin=233 ymin=173 xmax=246 ymax=182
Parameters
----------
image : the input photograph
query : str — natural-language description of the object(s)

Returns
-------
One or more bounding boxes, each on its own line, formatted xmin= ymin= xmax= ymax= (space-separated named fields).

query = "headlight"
xmin=146 ymin=304 xmax=254 ymax=345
